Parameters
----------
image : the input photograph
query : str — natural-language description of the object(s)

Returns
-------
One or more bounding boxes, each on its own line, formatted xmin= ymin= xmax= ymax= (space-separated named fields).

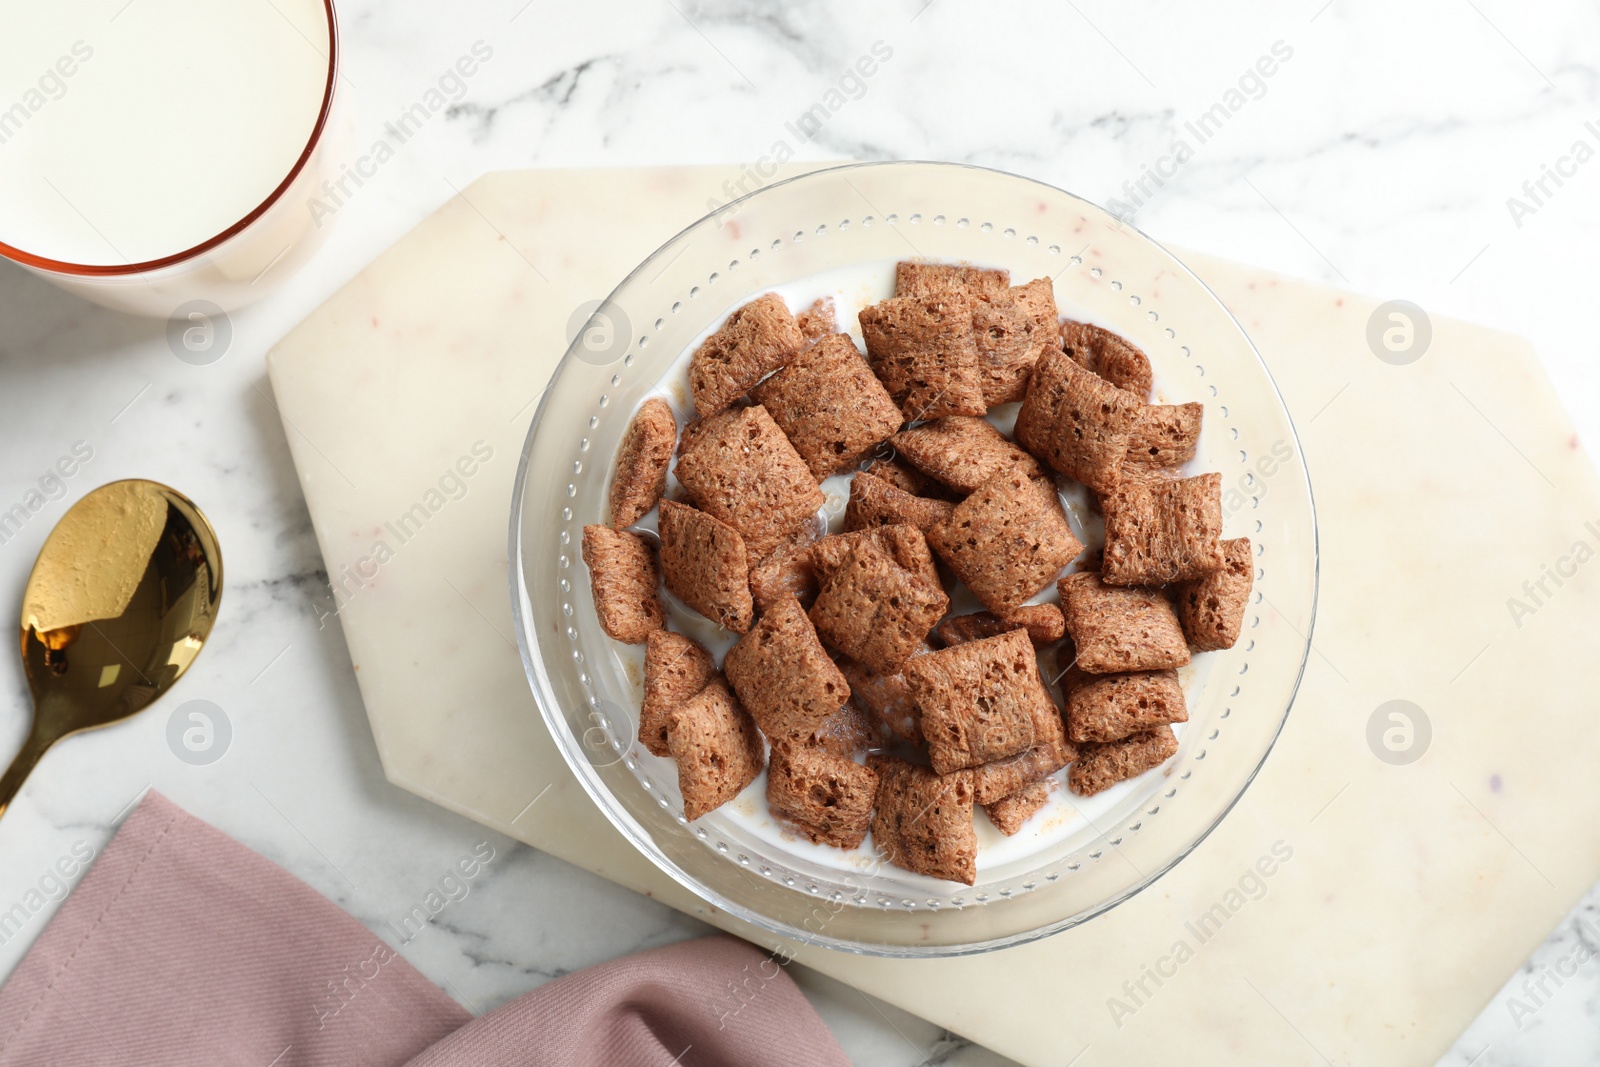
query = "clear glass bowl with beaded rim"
xmin=510 ymin=161 xmax=1317 ymax=957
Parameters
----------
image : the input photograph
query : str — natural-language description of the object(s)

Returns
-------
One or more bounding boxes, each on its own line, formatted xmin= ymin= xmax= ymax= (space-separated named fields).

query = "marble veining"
xmin=3 ymin=1 xmax=1600 ymax=1064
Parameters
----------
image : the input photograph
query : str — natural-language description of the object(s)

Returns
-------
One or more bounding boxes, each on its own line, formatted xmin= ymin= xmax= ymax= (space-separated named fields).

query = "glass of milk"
xmin=0 ymin=0 xmax=340 ymax=316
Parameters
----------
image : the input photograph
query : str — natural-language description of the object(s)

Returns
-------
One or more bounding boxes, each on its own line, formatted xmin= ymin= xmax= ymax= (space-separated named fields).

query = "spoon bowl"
xmin=0 ymin=480 xmax=222 ymax=820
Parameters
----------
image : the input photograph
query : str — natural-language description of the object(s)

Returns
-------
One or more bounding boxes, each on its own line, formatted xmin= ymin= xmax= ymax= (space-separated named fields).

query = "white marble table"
xmin=1 ymin=2 xmax=1597 ymax=1063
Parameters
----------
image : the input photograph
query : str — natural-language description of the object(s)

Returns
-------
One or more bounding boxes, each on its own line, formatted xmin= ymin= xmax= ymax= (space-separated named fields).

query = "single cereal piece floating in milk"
xmin=1176 ymin=536 xmax=1254 ymax=651
xmin=688 ymin=293 xmax=804 ymax=417
xmin=639 ymin=630 xmax=716 ymax=757
xmin=666 ymin=678 xmax=766 ymax=820
xmin=1069 ymin=726 xmax=1179 ymax=798
xmin=810 ymin=537 xmax=950 ymax=675
xmin=985 ymin=779 xmax=1053 ymax=836
xmin=868 ymin=755 xmax=978 ymax=884
xmin=934 ymin=604 xmax=1067 ymax=649
xmin=927 ymin=469 xmax=1084 ymax=615
xmin=859 ymin=293 xmax=987 ymax=420
xmin=1124 ymin=402 xmax=1203 ymax=472
xmin=609 ymin=397 xmax=677 ymax=529
xmin=751 ymin=333 xmax=904 ymax=480
xmin=907 ymin=629 xmax=1050 ymax=775
xmin=1060 ymin=319 xmax=1154 ymax=399
xmin=580 ymin=525 xmax=666 ymax=644
xmin=674 ymin=404 xmax=825 ymax=561
xmin=1058 ymin=571 xmax=1191 ymax=674
xmin=1065 ymin=668 xmax=1189 ymax=744
xmin=843 ymin=470 xmax=956 ymax=534
xmin=1015 ymin=347 xmax=1143 ymax=493
xmin=969 ymin=276 xmax=1060 ymax=405
xmin=767 ymin=744 xmax=879 ymax=849
xmin=657 ymin=500 xmax=754 ymax=633
xmin=890 ymin=416 xmax=1043 ymax=494
xmin=723 ymin=592 xmax=849 ymax=740
xmin=1101 ymin=472 xmax=1225 ymax=586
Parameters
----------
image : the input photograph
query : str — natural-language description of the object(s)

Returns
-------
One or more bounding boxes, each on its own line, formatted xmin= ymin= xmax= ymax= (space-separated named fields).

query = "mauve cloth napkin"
xmin=0 ymin=792 xmax=851 ymax=1067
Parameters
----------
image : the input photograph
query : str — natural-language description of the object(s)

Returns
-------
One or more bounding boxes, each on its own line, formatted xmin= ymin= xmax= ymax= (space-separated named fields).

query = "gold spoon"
xmin=0 ymin=480 xmax=222 ymax=821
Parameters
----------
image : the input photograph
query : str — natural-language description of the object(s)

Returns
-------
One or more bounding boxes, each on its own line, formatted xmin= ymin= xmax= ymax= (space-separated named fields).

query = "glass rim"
xmin=0 ymin=0 xmax=340 ymax=277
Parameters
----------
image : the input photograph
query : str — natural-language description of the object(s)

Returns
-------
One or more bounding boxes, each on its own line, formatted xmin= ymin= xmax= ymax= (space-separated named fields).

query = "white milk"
xmin=0 ymin=0 xmax=330 ymax=266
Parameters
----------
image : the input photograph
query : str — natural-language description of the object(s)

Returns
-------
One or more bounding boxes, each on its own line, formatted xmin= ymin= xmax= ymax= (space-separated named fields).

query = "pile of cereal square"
xmin=581 ymin=262 xmax=1252 ymax=885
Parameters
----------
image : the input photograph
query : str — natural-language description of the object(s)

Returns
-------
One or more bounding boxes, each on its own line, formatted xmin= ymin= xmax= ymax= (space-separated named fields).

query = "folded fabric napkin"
xmin=0 ymin=792 xmax=850 ymax=1067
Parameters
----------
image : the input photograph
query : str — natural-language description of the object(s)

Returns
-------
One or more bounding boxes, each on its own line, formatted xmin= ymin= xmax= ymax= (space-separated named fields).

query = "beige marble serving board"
xmin=266 ymin=165 xmax=1600 ymax=1066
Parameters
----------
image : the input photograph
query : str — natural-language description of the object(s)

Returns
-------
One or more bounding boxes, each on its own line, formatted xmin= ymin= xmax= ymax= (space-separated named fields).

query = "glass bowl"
xmin=510 ymin=161 xmax=1317 ymax=956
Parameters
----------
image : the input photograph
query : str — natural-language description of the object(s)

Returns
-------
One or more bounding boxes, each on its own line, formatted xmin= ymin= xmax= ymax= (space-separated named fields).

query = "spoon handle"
xmin=0 ymin=727 xmax=54 ymax=823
